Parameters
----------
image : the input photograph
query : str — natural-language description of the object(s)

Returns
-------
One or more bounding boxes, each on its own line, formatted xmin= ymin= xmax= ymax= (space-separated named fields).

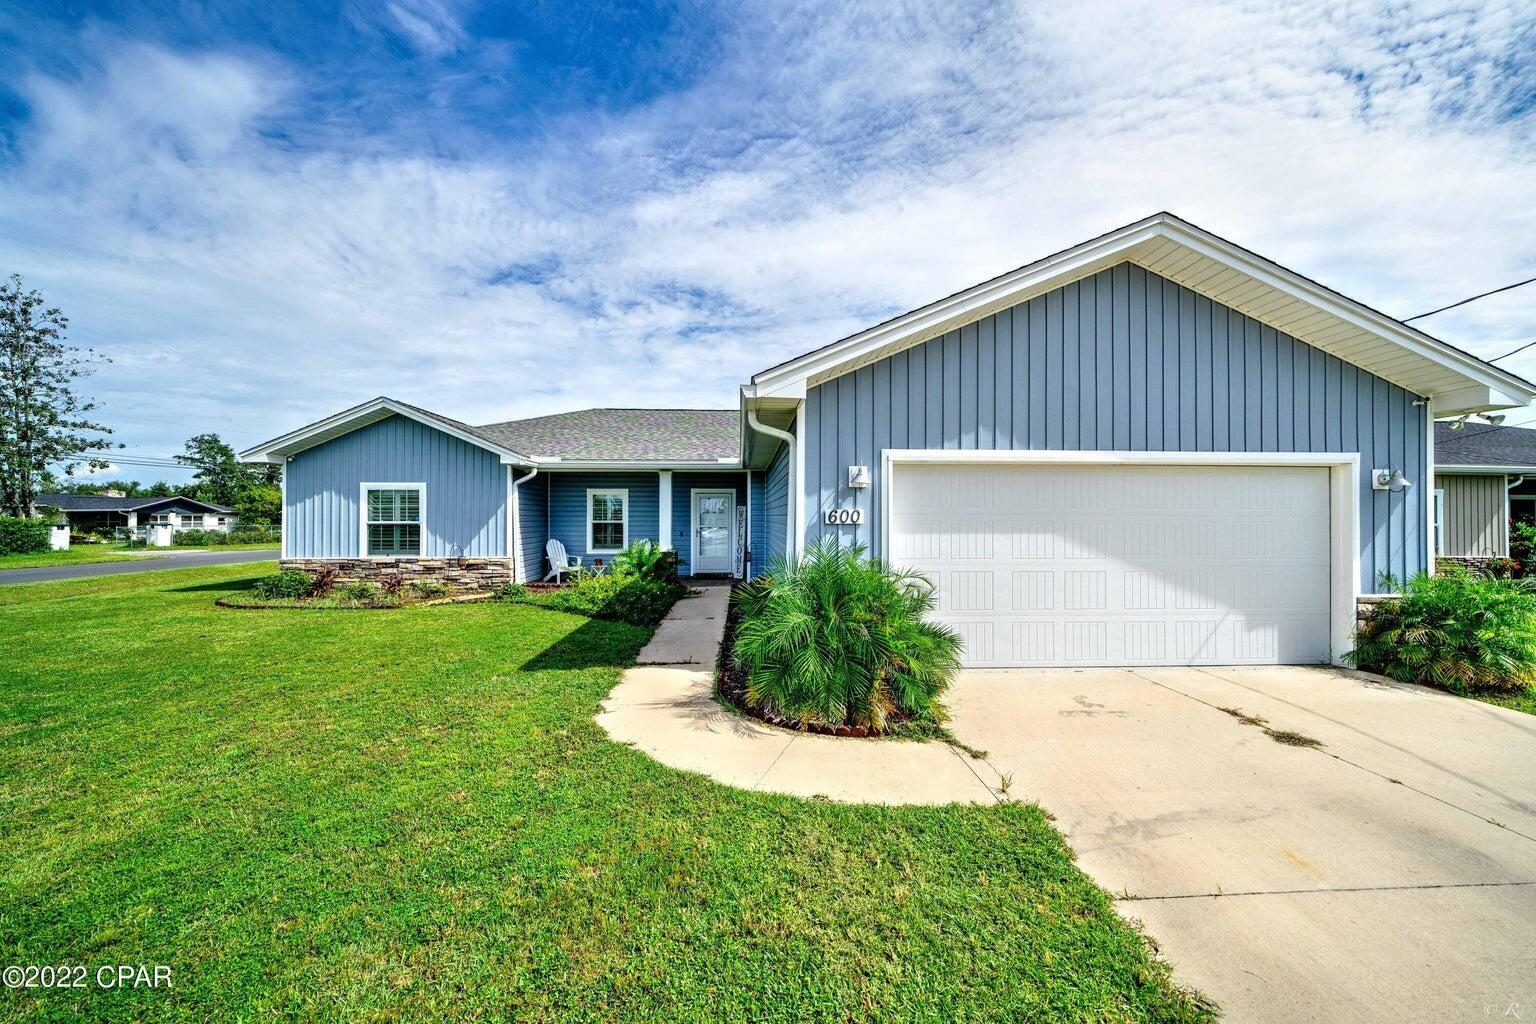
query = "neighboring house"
xmin=37 ymin=493 xmax=238 ymax=535
xmin=1432 ymin=422 xmax=1536 ymax=559
xmin=241 ymin=213 xmax=1536 ymax=668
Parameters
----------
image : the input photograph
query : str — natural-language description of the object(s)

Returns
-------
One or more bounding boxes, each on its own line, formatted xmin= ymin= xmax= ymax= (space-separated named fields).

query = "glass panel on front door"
xmin=697 ymin=494 xmax=731 ymax=560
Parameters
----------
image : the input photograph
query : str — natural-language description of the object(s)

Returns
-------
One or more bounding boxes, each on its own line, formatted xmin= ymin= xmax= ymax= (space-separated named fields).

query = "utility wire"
xmin=1404 ymin=275 xmax=1536 ymax=322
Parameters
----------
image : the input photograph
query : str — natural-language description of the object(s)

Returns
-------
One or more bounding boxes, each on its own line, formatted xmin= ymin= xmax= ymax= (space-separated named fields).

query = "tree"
xmin=0 ymin=275 xmax=116 ymax=517
xmin=234 ymin=483 xmax=281 ymax=526
xmin=175 ymin=433 xmax=247 ymax=506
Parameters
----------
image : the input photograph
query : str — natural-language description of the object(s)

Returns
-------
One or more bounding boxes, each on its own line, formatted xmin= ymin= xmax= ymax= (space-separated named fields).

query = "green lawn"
xmin=0 ymin=544 xmax=278 ymax=570
xmin=0 ymin=547 xmax=144 ymax=570
xmin=0 ymin=565 xmax=1209 ymax=1023
xmin=1476 ymin=688 xmax=1536 ymax=716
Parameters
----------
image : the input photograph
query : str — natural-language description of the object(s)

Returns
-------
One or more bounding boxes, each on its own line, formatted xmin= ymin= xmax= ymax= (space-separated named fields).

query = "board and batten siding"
xmin=1440 ymin=475 xmax=1507 ymax=557
xmin=800 ymin=263 xmax=1427 ymax=593
xmin=286 ymin=414 xmax=508 ymax=558
xmin=749 ymin=470 xmax=767 ymax=579
xmin=763 ymin=435 xmax=792 ymax=565
xmin=516 ymin=472 xmax=549 ymax=580
xmin=546 ymin=472 xmax=660 ymax=566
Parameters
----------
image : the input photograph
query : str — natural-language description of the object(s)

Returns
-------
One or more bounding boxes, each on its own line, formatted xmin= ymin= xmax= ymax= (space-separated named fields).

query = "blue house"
xmin=241 ymin=213 xmax=1536 ymax=667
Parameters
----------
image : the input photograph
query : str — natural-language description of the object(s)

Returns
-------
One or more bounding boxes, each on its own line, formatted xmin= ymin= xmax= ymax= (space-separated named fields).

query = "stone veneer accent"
xmin=1355 ymin=593 xmax=1399 ymax=630
xmin=1435 ymin=555 xmax=1502 ymax=573
xmin=280 ymin=558 xmax=514 ymax=591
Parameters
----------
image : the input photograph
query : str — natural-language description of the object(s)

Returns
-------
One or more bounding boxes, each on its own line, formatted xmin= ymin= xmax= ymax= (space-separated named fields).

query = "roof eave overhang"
xmin=239 ymin=397 xmax=531 ymax=466
xmin=1435 ymin=464 xmax=1536 ymax=475
xmin=533 ymin=458 xmax=743 ymax=470
xmin=748 ymin=213 xmax=1536 ymax=413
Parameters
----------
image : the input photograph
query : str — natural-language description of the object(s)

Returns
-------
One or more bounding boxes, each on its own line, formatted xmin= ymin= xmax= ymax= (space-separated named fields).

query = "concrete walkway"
xmin=0 ymin=548 xmax=278 ymax=585
xmin=597 ymin=583 xmax=999 ymax=804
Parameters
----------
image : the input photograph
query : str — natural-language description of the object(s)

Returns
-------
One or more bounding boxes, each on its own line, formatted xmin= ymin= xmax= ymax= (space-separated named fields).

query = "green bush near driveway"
xmin=731 ymin=539 xmax=963 ymax=732
xmin=0 ymin=564 xmax=1211 ymax=1023
xmin=1350 ymin=569 xmax=1536 ymax=695
xmin=0 ymin=515 xmax=50 ymax=555
xmin=172 ymin=526 xmax=281 ymax=546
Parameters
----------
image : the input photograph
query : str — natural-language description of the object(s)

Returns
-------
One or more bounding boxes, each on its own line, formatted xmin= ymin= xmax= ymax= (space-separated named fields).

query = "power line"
xmin=1404 ymin=275 xmax=1536 ymax=322
xmin=1488 ymin=338 xmax=1536 ymax=363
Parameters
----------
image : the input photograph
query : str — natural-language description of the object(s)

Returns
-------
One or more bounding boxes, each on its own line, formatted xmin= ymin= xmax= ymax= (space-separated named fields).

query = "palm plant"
xmin=730 ymin=539 xmax=963 ymax=730
xmin=1350 ymin=568 xmax=1536 ymax=693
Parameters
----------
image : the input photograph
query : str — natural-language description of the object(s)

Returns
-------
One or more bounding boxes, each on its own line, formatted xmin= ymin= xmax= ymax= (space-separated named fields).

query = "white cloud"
xmin=1 ymin=0 xmax=1533 ymax=459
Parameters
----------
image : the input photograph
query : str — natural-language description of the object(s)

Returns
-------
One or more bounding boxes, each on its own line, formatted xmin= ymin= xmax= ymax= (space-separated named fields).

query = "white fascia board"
xmin=749 ymin=217 xmax=1164 ymax=392
xmin=1163 ymin=221 xmax=1536 ymax=404
xmin=535 ymin=460 xmax=744 ymax=470
xmin=1429 ymin=385 xmax=1530 ymax=416
xmin=747 ymin=213 xmax=1536 ymax=406
xmin=239 ymin=397 xmax=531 ymax=466
xmin=1434 ymin=464 xmax=1536 ymax=475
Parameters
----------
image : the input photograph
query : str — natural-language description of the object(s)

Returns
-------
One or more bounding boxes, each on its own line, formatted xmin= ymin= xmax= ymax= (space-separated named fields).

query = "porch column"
xmin=658 ymin=470 xmax=673 ymax=550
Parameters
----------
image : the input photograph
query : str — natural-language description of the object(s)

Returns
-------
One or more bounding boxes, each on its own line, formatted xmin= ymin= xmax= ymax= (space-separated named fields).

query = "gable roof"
xmin=239 ymin=396 xmax=531 ymax=465
xmin=1435 ymin=422 xmax=1536 ymax=472
xmin=746 ymin=212 xmax=1536 ymax=417
xmin=37 ymin=493 xmax=234 ymax=513
xmin=476 ymin=408 xmax=740 ymax=463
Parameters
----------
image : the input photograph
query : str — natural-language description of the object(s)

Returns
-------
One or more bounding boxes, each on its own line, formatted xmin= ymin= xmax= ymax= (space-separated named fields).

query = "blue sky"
xmin=2 ymin=1 xmax=1534 ymax=485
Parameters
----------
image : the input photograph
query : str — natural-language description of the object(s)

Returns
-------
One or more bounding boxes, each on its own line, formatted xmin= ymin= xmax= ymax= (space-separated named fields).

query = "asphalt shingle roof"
xmin=1435 ymin=422 xmax=1536 ymax=469
xmin=476 ymin=408 xmax=740 ymax=462
xmin=36 ymin=493 xmax=235 ymax=513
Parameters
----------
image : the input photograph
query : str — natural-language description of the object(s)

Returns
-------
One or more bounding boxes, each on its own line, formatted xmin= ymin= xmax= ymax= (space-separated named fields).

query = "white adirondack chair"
xmin=543 ymin=539 xmax=582 ymax=583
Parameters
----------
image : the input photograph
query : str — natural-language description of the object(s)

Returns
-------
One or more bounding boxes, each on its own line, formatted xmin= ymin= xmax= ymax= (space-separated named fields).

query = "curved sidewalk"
xmin=596 ymin=583 xmax=1000 ymax=805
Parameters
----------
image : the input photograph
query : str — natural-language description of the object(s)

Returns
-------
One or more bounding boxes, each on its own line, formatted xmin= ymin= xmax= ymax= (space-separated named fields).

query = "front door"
xmin=692 ymin=489 xmax=736 ymax=575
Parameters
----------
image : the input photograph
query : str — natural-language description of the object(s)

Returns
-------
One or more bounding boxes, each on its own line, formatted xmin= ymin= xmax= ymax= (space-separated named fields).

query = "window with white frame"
xmin=149 ymin=513 xmax=172 ymax=526
xmin=215 ymin=516 xmax=228 ymax=527
xmin=183 ymin=513 xmax=204 ymax=528
xmin=364 ymin=484 xmax=424 ymax=556
xmin=587 ymin=489 xmax=627 ymax=552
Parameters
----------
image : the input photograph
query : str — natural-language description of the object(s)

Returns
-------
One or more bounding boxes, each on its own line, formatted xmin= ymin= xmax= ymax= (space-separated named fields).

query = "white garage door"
xmin=889 ymin=463 xmax=1332 ymax=666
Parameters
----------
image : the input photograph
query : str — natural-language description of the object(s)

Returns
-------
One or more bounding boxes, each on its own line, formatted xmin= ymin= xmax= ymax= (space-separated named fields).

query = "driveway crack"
xmin=1121 ymin=879 xmax=1536 ymax=901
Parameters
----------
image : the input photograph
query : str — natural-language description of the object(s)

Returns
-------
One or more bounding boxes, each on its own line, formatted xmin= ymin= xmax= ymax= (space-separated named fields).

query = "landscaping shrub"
xmin=611 ymin=539 xmax=679 ymax=583
xmin=339 ymin=581 xmax=378 ymax=602
xmin=730 ymin=539 xmax=963 ymax=731
xmin=227 ymin=526 xmax=280 ymax=545
xmin=1350 ymin=569 xmax=1536 ymax=694
xmin=310 ymin=565 xmax=340 ymax=597
xmin=0 ymin=517 xmax=51 ymax=555
xmin=1510 ymin=521 xmax=1536 ymax=575
xmin=493 ymin=582 xmax=528 ymax=601
xmin=251 ymin=569 xmax=315 ymax=600
xmin=411 ymin=580 xmax=448 ymax=599
xmin=172 ymin=527 xmax=281 ymax=546
xmin=536 ymin=572 xmax=685 ymax=627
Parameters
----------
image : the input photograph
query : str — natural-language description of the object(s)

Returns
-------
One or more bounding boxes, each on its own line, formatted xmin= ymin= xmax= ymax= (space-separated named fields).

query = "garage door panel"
xmin=892 ymin=463 xmax=1332 ymax=667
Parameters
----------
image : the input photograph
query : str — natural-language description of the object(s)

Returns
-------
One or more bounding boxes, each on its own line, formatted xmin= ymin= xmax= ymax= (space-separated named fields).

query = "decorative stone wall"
xmin=280 ymin=558 xmax=514 ymax=591
xmin=1435 ymin=555 xmax=1499 ymax=573
xmin=1355 ymin=593 xmax=1399 ymax=630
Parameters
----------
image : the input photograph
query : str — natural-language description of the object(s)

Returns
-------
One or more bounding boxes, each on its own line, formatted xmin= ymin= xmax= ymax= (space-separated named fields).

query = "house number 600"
xmin=824 ymin=508 xmax=864 ymax=526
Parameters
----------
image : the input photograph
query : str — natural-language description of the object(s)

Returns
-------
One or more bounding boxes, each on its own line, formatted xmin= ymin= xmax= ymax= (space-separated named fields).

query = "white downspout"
xmin=1507 ymin=475 xmax=1526 ymax=559
xmin=510 ymin=465 xmax=539 ymax=583
xmin=746 ymin=407 xmax=796 ymax=560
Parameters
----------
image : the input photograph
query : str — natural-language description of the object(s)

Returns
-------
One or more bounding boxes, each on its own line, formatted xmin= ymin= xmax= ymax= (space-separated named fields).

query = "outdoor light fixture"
xmin=1372 ymin=467 xmax=1413 ymax=492
xmin=1448 ymin=412 xmax=1507 ymax=430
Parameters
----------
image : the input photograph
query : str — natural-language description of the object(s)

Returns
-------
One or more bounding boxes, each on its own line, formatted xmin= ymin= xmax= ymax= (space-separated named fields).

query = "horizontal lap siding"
xmin=547 ymin=472 xmax=660 ymax=565
xmin=670 ymin=472 xmax=747 ymax=576
xmin=286 ymin=414 xmax=507 ymax=558
xmin=517 ymin=472 xmax=549 ymax=581
xmin=1442 ymin=475 xmax=1507 ymax=557
xmin=802 ymin=263 xmax=1427 ymax=593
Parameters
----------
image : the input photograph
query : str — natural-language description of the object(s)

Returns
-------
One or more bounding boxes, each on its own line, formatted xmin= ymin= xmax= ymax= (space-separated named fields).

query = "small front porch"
xmin=525 ymin=468 xmax=765 ymax=583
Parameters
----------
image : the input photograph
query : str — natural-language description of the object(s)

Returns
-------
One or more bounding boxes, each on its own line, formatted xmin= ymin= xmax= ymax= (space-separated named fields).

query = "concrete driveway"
xmin=947 ymin=666 xmax=1536 ymax=1023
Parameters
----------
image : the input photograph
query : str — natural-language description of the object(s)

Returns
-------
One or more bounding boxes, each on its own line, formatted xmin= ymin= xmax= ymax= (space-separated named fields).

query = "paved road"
xmin=948 ymin=666 xmax=1536 ymax=1024
xmin=0 ymin=548 xmax=278 ymax=585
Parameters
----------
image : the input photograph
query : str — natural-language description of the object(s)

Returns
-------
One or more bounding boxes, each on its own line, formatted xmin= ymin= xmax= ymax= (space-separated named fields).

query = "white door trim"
xmin=880 ymin=449 xmax=1362 ymax=666
xmin=690 ymin=487 xmax=736 ymax=575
